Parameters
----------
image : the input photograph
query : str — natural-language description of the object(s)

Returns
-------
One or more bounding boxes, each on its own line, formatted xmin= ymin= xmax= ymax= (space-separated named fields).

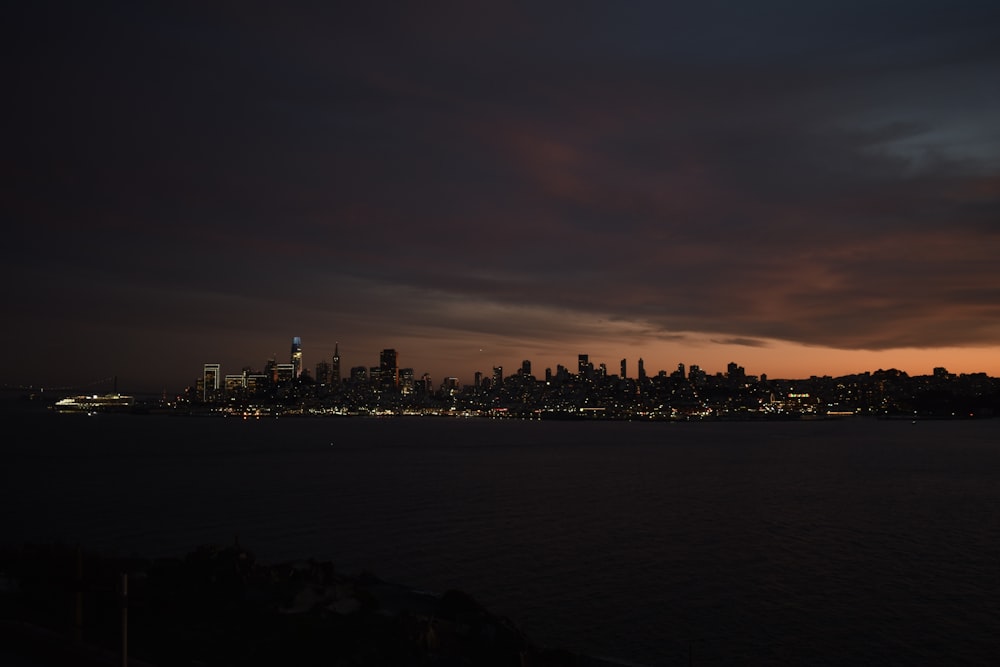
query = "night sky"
xmin=5 ymin=1 xmax=1000 ymax=394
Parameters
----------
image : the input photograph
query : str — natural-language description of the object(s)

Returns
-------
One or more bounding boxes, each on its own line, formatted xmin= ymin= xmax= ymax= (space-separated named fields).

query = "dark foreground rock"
xmin=0 ymin=542 xmax=613 ymax=667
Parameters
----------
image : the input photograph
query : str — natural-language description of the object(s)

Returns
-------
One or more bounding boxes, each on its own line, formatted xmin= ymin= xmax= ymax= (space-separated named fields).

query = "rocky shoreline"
xmin=1 ymin=541 xmax=622 ymax=667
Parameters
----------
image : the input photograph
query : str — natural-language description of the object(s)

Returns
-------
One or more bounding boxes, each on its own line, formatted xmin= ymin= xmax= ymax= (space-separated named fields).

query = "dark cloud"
xmin=4 ymin=1 xmax=1000 ymax=390
xmin=710 ymin=338 xmax=771 ymax=348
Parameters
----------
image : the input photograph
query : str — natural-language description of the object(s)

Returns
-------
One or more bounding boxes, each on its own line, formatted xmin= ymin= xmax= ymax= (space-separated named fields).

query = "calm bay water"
xmin=4 ymin=411 xmax=1000 ymax=665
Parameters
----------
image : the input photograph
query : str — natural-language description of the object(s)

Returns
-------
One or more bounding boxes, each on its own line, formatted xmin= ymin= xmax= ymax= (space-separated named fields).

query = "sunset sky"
xmin=5 ymin=1 xmax=1000 ymax=394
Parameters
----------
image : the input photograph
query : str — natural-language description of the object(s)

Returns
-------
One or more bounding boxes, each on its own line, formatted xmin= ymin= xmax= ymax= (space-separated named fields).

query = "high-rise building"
xmin=203 ymin=363 xmax=220 ymax=402
xmin=638 ymin=358 xmax=646 ymax=382
xmin=521 ymin=359 xmax=532 ymax=376
xmin=224 ymin=374 xmax=245 ymax=398
xmin=245 ymin=373 xmax=267 ymax=395
xmin=620 ymin=358 xmax=627 ymax=379
xmin=400 ymin=367 xmax=415 ymax=394
xmin=315 ymin=360 xmax=332 ymax=385
xmin=493 ymin=366 xmax=504 ymax=387
xmin=380 ymin=349 xmax=398 ymax=388
xmin=332 ymin=342 xmax=341 ymax=385
xmin=290 ymin=337 xmax=303 ymax=378
xmin=276 ymin=363 xmax=295 ymax=383
xmin=578 ymin=354 xmax=589 ymax=377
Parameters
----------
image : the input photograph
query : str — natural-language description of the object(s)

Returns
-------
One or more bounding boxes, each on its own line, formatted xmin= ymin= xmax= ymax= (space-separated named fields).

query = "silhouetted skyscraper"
xmin=620 ymin=358 xmax=627 ymax=379
xmin=380 ymin=349 xmax=398 ymax=388
xmin=332 ymin=342 xmax=341 ymax=385
xmin=638 ymin=358 xmax=646 ymax=382
xmin=315 ymin=360 xmax=331 ymax=384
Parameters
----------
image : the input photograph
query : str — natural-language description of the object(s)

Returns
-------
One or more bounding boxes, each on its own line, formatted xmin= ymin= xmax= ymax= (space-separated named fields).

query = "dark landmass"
xmin=0 ymin=541 xmax=621 ymax=667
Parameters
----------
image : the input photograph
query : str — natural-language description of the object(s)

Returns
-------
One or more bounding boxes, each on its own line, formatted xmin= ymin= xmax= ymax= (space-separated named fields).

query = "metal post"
xmin=121 ymin=573 xmax=128 ymax=667
xmin=74 ymin=545 xmax=83 ymax=642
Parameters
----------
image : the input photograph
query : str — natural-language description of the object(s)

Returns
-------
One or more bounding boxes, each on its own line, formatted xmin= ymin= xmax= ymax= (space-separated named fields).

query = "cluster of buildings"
xmin=186 ymin=338 xmax=999 ymax=420
xmin=194 ymin=337 xmax=723 ymax=403
xmin=197 ymin=339 xmax=428 ymax=401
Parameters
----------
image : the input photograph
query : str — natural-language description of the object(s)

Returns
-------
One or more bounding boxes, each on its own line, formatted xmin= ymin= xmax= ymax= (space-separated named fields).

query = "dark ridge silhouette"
xmin=0 ymin=541 xmax=624 ymax=667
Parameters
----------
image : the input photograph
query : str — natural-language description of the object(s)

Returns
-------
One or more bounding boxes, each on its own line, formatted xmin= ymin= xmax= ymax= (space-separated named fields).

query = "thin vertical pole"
xmin=74 ymin=545 xmax=83 ymax=642
xmin=120 ymin=573 xmax=128 ymax=667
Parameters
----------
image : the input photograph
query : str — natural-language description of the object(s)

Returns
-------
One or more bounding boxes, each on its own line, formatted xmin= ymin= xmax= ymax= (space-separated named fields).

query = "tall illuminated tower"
xmin=290 ymin=337 xmax=303 ymax=378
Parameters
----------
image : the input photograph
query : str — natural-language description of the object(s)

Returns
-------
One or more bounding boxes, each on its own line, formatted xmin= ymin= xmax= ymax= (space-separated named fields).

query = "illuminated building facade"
xmin=400 ymin=367 xmax=415 ymax=394
xmin=290 ymin=337 xmax=303 ymax=378
xmin=224 ymin=374 xmax=245 ymax=397
xmin=202 ymin=363 xmax=220 ymax=401
xmin=276 ymin=363 xmax=295 ymax=383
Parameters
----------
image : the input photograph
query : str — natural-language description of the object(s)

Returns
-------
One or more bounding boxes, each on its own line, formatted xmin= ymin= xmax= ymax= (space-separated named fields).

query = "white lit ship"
xmin=54 ymin=393 xmax=135 ymax=412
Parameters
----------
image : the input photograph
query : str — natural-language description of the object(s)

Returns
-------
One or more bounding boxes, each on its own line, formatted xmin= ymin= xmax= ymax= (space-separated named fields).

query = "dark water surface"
xmin=4 ymin=412 xmax=1000 ymax=665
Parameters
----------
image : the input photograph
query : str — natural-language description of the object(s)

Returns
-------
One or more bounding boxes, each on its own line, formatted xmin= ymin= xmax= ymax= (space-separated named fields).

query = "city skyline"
xmin=5 ymin=2 xmax=1000 ymax=394
xmin=189 ymin=335 xmax=994 ymax=397
xmin=10 ymin=331 xmax=998 ymax=396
